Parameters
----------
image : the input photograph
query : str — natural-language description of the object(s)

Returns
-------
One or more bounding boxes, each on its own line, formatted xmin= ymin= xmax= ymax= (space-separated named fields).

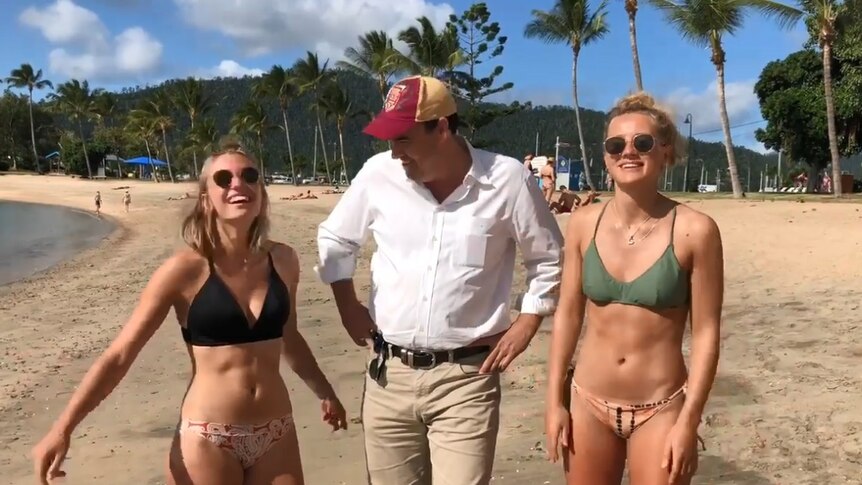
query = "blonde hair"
xmin=181 ymin=137 xmax=270 ymax=259
xmin=605 ymin=92 xmax=687 ymax=166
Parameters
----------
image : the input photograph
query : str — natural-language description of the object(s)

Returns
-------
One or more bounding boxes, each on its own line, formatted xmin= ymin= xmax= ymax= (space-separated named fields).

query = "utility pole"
xmin=683 ymin=113 xmax=693 ymax=192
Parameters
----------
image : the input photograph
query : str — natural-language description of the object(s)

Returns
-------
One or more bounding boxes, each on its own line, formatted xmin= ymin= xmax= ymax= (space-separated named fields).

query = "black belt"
xmin=373 ymin=334 xmax=490 ymax=370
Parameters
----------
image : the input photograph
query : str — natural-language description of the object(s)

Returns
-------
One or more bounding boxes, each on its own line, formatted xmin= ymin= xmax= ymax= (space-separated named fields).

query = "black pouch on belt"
xmin=368 ymin=331 xmax=387 ymax=384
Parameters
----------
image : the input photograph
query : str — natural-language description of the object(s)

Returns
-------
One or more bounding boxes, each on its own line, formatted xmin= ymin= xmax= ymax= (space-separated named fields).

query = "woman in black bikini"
xmin=545 ymin=92 xmax=724 ymax=485
xmin=31 ymin=139 xmax=347 ymax=485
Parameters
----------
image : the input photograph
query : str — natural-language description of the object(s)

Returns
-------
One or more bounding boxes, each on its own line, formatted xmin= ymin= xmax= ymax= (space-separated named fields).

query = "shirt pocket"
xmin=455 ymin=217 xmax=494 ymax=268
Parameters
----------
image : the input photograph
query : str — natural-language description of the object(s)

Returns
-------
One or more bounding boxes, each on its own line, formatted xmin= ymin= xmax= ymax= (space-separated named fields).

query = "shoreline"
xmin=0 ymin=199 xmax=122 ymax=288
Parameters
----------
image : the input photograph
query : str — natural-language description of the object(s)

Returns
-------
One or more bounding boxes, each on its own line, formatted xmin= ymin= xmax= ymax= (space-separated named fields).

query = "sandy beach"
xmin=1 ymin=174 xmax=860 ymax=485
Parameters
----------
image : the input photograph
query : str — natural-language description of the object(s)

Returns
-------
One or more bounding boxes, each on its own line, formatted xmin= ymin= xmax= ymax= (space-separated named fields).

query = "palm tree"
xmin=5 ymin=64 xmax=52 ymax=172
xmin=318 ymin=82 xmax=359 ymax=184
xmin=651 ymin=0 xmax=801 ymax=198
xmin=125 ymin=108 xmax=161 ymax=182
xmin=525 ymin=0 xmax=610 ymax=191
xmin=625 ymin=0 xmax=645 ymax=90
xmin=180 ymin=117 xmax=219 ymax=172
xmin=253 ymin=65 xmax=299 ymax=183
xmin=134 ymin=92 xmax=176 ymax=182
xmin=804 ymin=0 xmax=844 ymax=196
xmin=0 ymin=88 xmax=28 ymax=170
xmin=337 ymin=31 xmax=402 ymax=102
xmin=188 ymin=117 xmax=220 ymax=156
xmin=230 ymin=101 xmax=271 ymax=176
xmin=90 ymin=91 xmax=117 ymax=129
xmin=50 ymin=80 xmax=94 ymax=178
xmin=398 ymin=17 xmax=464 ymax=82
xmin=292 ymin=52 xmax=332 ymax=181
xmin=171 ymin=78 xmax=213 ymax=178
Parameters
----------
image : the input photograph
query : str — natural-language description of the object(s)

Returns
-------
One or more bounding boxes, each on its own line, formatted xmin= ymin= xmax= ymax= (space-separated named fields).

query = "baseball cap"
xmin=363 ymin=75 xmax=457 ymax=140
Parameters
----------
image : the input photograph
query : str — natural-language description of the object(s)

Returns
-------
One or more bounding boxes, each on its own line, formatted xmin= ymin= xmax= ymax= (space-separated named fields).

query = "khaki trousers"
xmin=361 ymin=351 xmax=501 ymax=485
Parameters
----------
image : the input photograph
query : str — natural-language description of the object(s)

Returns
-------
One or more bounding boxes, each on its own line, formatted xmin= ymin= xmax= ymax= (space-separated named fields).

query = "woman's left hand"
xmin=321 ymin=396 xmax=348 ymax=431
xmin=661 ymin=421 xmax=699 ymax=484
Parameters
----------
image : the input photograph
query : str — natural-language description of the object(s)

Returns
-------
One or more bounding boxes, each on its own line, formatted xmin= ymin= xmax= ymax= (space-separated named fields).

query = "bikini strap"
xmin=593 ymin=201 xmax=612 ymax=239
xmin=266 ymin=249 xmax=276 ymax=270
xmin=669 ymin=205 xmax=678 ymax=245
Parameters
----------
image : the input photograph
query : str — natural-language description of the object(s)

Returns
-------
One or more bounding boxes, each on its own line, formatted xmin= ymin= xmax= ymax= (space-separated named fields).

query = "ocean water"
xmin=0 ymin=200 xmax=114 ymax=286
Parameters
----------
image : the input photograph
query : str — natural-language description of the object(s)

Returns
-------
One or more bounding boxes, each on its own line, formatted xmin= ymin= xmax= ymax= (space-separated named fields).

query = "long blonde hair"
xmin=606 ymin=92 xmax=687 ymax=167
xmin=181 ymin=138 xmax=270 ymax=259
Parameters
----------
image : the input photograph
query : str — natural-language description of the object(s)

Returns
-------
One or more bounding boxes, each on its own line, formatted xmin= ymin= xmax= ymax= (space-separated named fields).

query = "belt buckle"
xmin=402 ymin=349 xmax=436 ymax=370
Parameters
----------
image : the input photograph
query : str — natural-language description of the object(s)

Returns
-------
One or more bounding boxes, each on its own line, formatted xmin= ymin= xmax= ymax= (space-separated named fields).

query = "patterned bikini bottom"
xmin=179 ymin=413 xmax=294 ymax=469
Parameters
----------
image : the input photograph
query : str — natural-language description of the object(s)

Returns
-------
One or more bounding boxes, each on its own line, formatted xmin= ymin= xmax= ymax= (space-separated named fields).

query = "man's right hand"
xmin=330 ymin=279 xmax=377 ymax=347
xmin=341 ymin=301 xmax=377 ymax=347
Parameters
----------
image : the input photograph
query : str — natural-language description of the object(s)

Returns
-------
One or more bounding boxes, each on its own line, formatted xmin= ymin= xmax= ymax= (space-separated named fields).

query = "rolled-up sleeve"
xmin=510 ymin=174 xmax=564 ymax=315
xmin=315 ymin=166 xmax=374 ymax=284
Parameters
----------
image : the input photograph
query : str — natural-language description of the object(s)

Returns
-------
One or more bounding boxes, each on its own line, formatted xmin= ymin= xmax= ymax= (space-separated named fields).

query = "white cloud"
xmin=661 ymin=79 xmax=770 ymax=152
xmin=20 ymin=0 xmax=107 ymax=49
xmin=662 ymin=79 xmax=760 ymax=133
xmin=198 ymin=60 xmax=266 ymax=79
xmin=173 ymin=0 xmax=455 ymax=60
xmin=488 ymin=86 xmax=569 ymax=107
xmin=115 ymin=28 xmax=163 ymax=74
xmin=19 ymin=0 xmax=162 ymax=81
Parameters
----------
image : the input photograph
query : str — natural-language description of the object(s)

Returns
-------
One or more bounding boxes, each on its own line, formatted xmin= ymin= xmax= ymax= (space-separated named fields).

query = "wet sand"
xmin=0 ymin=174 xmax=860 ymax=484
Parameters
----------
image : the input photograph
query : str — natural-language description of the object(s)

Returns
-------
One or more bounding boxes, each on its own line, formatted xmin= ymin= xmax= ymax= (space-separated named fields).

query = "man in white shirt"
xmin=316 ymin=75 xmax=563 ymax=485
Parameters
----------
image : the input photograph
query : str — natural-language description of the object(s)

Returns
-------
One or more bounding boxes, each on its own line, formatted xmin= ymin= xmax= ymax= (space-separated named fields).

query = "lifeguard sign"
xmin=555 ymin=156 xmax=583 ymax=191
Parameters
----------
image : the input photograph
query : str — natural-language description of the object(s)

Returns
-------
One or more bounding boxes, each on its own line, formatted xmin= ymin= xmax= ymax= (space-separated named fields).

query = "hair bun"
xmin=218 ymin=135 xmax=245 ymax=153
xmin=615 ymin=91 xmax=660 ymax=113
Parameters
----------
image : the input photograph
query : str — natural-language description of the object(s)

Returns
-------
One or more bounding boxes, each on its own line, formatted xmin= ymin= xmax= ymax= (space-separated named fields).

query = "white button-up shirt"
xmin=315 ymin=141 xmax=563 ymax=350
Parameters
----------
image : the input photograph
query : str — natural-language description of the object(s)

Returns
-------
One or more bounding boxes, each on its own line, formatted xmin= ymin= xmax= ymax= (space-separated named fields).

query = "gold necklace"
xmin=612 ymin=199 xmax=653 ymax=246
xmin=631 ymin=218 xmax=661 ymax=245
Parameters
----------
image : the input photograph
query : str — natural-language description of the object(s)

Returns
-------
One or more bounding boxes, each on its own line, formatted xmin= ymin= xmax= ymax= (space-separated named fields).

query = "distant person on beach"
xmin=316 ymin=75 xmax=563 ymax=485
xmin=544 ymin=92 xmax=723 ymax=485
xmin=122 ymin=190 xmax=131 ymax=212
xmin=32 ymin=139 xmax=347 ymax=485
xmin=94 ymin=191 xmax=101 ymax=215
xmin=541 ymin=157 xmax=557 ymax=204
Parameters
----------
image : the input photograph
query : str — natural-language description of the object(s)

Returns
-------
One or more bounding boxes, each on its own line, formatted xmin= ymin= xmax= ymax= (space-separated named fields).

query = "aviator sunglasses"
xmin=212 ymin=166 xmax=260 ymax=189
xmin=604 ymin=133 xmax=657 ymax=156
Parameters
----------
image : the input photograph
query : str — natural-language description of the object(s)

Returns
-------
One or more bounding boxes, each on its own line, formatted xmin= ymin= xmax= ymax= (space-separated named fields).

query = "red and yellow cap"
xmin=363 ymin=75 xmax=457 ymax=140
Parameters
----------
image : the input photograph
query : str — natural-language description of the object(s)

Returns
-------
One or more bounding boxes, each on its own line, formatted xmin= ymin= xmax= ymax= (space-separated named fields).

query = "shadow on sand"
xmin=694 ymin=454 xmax=774 ymax=485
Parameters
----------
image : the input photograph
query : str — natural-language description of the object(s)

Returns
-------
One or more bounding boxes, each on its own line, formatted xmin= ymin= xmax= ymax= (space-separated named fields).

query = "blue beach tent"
xmin=124 ymin=156 xmax=168 ymax=167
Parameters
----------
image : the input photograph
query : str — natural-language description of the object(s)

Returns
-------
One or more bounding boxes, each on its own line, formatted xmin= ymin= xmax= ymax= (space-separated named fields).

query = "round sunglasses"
xmin=212 ymin=167 xmax=260 ymax=188
xmin=604 ymin=133 xmax=657 ymax=155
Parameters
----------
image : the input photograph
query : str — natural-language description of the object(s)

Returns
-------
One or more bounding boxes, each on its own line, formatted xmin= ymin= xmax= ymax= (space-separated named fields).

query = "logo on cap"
xmin=384 ymin=84 xmax=408 ymax=112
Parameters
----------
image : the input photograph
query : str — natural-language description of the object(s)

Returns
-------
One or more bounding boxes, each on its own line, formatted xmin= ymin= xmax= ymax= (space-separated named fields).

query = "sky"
xmin=0 ymin=0 xmax=811 ymax=153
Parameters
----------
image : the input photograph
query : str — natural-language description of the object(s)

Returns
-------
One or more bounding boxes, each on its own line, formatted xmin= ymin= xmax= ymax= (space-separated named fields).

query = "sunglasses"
xmin=212 ymin=167 xmax=260 ymax=189
xmin=604 ymin=134 xmax=657 ymax=156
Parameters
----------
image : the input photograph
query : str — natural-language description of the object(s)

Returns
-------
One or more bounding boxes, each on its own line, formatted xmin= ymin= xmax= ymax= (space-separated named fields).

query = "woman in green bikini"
xmin=544 ymin=92 xmax=724 ymax=485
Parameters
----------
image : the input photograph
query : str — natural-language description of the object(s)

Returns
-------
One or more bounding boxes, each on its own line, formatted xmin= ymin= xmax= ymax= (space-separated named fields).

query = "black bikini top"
xmin=182 ymin=252 xmax=290 ymax=347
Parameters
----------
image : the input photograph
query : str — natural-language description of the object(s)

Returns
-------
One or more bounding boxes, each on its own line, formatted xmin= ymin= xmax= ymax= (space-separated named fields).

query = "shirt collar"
xmin=463 ymin=138 xmax=492 ymax=185
xmin=397 ymin=136 xmax=493 ymax=186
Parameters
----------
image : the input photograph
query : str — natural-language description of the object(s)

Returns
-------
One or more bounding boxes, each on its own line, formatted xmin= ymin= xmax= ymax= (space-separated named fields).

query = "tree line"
xmin=754 ymin=0 xmax=862 ymax=191
xmin=4 ymin=0 xmax=847 ymax=196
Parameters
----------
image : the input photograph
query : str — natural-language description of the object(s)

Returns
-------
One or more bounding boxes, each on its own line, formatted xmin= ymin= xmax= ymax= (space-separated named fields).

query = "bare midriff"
xmin=181 ymin=338 xmax=293 ymax=424
xmin=573 ymin=302 xmax=689 ymax=403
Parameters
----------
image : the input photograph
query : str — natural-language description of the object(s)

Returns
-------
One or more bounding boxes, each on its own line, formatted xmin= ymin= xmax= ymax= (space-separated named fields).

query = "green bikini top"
xmin=582 ymin=203 xmax=689 ymax=309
